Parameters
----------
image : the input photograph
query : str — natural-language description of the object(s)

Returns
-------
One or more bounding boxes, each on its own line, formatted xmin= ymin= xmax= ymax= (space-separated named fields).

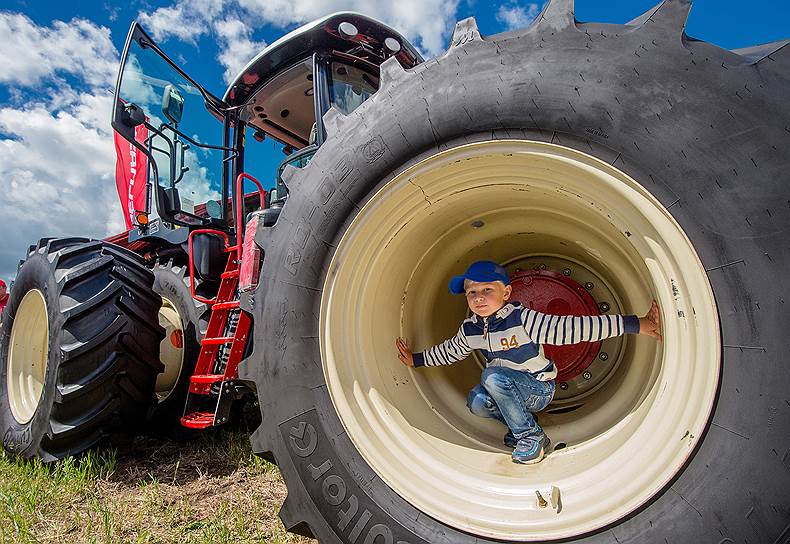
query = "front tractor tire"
xmin=244 ymin=2 xmax=789 ymax=543
xmin=0 ymin=238 xmax=165 ymax=461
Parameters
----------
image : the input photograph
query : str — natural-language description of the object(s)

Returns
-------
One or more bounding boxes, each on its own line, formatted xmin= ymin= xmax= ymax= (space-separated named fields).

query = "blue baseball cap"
xmin=448 ymin=261 xmax=510 ymax=294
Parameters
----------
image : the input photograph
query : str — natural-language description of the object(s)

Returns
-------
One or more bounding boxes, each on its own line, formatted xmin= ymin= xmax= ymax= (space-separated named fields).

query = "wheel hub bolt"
xmin=582 ymin=371 xmax=592 ymax=380
xmin=538 ymin=263 xmax=547 ymax=270
xmin=599 ymin=302 xmax=610 ymax=312
xmin=559 ymin=382 xmax=568 ymax=390
xmin=599 ymin=352 xmax=608 ymax=361
xmin=562 ymin=268 xmax=572 ymax=276
xmin=535 ymin=490 xmax=548 ymax=508
xmin=584 ymin=281 xmax=594 ymax=290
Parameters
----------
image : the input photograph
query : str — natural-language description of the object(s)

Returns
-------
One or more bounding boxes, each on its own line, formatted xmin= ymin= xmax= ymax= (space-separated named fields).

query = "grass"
xmin=0 ymin=431 xmax=315 ymax=544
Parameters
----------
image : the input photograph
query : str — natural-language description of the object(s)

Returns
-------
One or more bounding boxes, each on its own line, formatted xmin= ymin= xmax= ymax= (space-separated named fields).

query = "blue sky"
xmin=0 ymin=0 xmax=787 ymax=283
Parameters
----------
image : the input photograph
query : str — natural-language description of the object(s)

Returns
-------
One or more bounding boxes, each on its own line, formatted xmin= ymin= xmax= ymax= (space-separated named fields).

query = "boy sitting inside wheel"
xmin=395 ymin=260 xmax=661 ymax=465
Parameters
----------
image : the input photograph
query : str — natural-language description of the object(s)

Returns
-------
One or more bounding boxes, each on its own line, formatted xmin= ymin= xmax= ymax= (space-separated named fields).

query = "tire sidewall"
xmin=0 ymin=252 xmax=63 ymax=458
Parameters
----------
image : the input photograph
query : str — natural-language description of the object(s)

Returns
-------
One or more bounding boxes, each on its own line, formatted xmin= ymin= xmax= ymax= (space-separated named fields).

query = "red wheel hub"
xmin=509 ymin=269 xmax=601 ymax=382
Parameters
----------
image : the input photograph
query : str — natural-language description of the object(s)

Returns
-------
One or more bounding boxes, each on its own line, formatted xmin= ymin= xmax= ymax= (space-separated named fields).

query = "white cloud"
xmin=0 ymin=95 xmax=126 ymax=280
xmin=236 ymin=0 xmax=459 ymax=55
xmin=496 ymin=2 xmax=540 ymax=31
xmin=138 ymin=0 xmax=225 ymax=43
xmin=0 ymin=13 xmax=128 ymax=281
xmin=214 ymin=18 xmax=268 ymax=84
xmin=0 ymin=12 xmax=118 ymax=88
xmin=139 ymin=0 xmax=460 ymax=63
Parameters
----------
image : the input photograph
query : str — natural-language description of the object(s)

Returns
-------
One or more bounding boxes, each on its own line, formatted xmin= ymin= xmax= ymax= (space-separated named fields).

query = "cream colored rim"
xmin=320 ymin=140 xmax=720 ymax=540
xmin=156 ymin=297 xmax=185 ymax=402
xmin=8 ymin=289 xmax=49 ymax=425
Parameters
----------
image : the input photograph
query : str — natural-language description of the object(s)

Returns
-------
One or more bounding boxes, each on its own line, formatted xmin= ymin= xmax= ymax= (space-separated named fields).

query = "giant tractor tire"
xmin=0 ymin=238 xmax=165 ymax=461
xmin=242 ymin=1 xmax=790 ymax=542
xmin=148 ymin=258 xmax=209 ymax=432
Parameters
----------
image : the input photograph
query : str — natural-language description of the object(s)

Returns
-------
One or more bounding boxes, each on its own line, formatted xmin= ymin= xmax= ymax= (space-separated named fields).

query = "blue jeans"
xmin=466 ymin=367 xmax=555 ymax=440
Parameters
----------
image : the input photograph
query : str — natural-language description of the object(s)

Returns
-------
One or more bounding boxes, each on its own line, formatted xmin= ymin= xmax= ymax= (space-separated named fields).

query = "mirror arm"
xmin=142 ymin=120 xmax=177 ymax=188
xmin=174 ymin=140 xmax=190 ymax=184
xmin=160 ymin=122 xmax=236 ymax=153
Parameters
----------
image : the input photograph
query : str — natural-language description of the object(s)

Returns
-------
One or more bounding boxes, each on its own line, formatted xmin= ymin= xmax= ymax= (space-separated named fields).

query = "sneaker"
xmin=512 ymin=437 xmax=546 ymax=465
xmin=505 ymin=432 xmax=551 ymax=454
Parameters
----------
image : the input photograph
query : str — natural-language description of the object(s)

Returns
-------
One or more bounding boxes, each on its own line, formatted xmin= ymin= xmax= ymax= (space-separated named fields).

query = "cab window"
xmin=240 ymin=58 xmax=314 ymax=149
xmin=329 ymin=61 xmax=378 ymax=115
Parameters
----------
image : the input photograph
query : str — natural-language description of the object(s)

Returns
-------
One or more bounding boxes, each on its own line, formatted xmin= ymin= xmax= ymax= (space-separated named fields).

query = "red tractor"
xmin=2 ymin=2 xmax=788 ymax=542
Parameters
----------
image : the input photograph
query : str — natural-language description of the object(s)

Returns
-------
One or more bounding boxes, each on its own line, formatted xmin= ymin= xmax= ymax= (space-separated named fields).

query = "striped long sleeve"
xmin=521 ymin=308 xmax=640 ymax=345
xmin=413 ymin=327 xmax=472 ymax=367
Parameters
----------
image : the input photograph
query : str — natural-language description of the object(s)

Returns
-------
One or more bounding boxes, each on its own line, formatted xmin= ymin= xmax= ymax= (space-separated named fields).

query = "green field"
xmin=0 ymin=431 xmax=314 ymax=544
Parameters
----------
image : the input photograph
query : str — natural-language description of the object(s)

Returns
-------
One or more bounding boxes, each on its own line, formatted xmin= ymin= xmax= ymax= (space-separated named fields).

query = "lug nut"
xmin=583 ymin=371 xmax=592 ymax=380
xmin=559 ymin=382 xmax=568 ymax=390
xmin=584 ymin=281 xmax=594 ymax=290
xmin=562 ymin=268 xmax=572 ymax=276
xmin=599 ymin=302 xmax=610 ymax=312
xmin=538 ymin=263 xmax=547 ymax=270
xmin=535 ymin=490 xmax=548 ymax=508
xmin=599 ymin=352 xmax=608 ymax=361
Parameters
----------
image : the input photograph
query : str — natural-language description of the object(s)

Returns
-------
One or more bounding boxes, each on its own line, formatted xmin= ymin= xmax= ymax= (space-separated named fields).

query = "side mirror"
xmin=204 ymin=200 xmax=222 ymax=219
xmin=162 ymin=84 xmax=184 ymax=125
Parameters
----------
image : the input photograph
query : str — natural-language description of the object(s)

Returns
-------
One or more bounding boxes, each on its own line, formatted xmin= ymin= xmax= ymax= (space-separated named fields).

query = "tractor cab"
xmin=111 ymin=12 xmax=422 ymax=239
xmin=110 ymin=13 xmax=422 ymax=429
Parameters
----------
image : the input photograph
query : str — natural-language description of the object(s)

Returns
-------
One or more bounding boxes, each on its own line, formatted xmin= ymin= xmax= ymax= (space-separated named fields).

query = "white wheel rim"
xmin=156 ymin=296 xmax=185 ymax=402
xmin=8 ymin=289 xmax=49 ymax=425
xmin=320 ymin=140 xmax=720 ymax=540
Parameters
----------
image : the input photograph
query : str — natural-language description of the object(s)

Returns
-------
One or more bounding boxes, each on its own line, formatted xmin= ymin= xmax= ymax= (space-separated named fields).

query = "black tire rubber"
xmin=243 ymin=2 xmax=790 ymax=542
xmin=148 ymin=258 xmax=209 ymax=434
xmin=0 ymin=238 xmax=165 ymax=461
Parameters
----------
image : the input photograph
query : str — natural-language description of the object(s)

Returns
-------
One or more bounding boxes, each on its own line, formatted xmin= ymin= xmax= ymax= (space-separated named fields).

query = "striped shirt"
xmin=412 ymin=302 xmax=640 ymax=380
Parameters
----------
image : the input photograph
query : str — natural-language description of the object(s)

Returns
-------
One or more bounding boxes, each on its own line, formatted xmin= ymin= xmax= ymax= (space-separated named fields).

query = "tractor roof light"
xmin=338 ymin=21 xmax=358 ymax=40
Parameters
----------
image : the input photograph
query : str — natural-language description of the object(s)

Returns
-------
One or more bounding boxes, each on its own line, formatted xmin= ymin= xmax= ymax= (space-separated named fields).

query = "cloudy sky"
xmin=0 ymin=0 xmax=787 ymax=283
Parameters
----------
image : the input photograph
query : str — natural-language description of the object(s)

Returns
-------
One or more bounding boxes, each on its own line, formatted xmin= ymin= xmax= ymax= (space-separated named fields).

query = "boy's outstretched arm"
xmin=395 ymin=327 xmax=472 ymax=368
xmin=396 ymin=337 xmax=414 ymax=367
xmin=639 ymin=300 xmax=662 ymax=341
xmin=521 ymin=299 xmax=662 ymax=345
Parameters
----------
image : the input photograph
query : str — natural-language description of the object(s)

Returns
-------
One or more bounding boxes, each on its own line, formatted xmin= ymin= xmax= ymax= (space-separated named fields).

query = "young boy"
xmin=395 ymin=260 xmax=661 ymax=465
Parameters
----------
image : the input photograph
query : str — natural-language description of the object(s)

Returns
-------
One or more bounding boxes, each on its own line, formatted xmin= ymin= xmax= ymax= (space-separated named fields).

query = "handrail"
xmin=234 ymin=172 xmax=267 ymax=262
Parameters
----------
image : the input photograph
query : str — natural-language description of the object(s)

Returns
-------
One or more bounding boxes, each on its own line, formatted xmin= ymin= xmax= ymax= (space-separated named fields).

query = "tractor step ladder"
xmin=180 ymin=239 xmax=252 ymax=429
xmin=180 ymin=173 xmax=267 ymax=430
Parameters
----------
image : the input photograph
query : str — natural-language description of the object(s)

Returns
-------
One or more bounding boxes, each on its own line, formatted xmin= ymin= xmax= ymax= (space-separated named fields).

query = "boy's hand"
xmin=396 ymin=337 xmax=414 ymax=367
xmin=639 ymin=300 xmax=662 ymax=341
